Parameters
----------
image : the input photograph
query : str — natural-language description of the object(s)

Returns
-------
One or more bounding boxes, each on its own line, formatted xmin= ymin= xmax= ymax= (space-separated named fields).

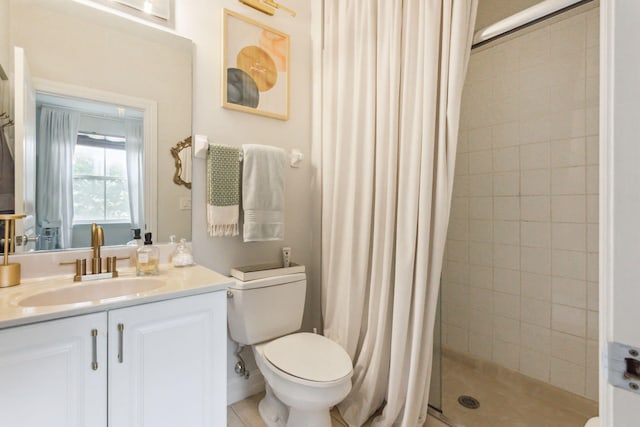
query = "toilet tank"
xmin=227 ymin=273 xmax=306 ymax=345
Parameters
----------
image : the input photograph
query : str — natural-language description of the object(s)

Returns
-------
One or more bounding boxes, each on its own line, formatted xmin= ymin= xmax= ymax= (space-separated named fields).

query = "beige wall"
xmin=174 ymin=1 xmax=317 ymax=403
xmin=443 ymin=7 xmax=599 ymax=400
xmin=9 ymin=0 xmax=192 ymax=243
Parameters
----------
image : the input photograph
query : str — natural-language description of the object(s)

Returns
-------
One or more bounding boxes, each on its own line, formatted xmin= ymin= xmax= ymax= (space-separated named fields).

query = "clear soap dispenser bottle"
xmin=135 ymin=232 xmax=159 ymax=276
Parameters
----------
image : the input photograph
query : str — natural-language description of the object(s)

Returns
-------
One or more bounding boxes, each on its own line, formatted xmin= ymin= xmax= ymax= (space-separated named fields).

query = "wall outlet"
xmin=179 ymin=197 xmax=192 ymax=210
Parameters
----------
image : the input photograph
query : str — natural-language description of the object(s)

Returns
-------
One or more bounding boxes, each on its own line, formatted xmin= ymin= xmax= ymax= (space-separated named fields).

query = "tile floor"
xmin=228 ymin=350 xmax=597 ymax=426
xmin=228 ymin=392 xmax=448 ymax=426
xmin=440 ymin=350 xmax=598 ymax=427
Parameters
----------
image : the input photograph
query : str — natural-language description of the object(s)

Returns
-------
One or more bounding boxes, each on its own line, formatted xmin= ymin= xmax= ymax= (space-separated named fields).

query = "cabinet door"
xmin=0 ymin=313 xmax=107 ymax=427
xmin=108 ymin=292 xmax=226 ymax=427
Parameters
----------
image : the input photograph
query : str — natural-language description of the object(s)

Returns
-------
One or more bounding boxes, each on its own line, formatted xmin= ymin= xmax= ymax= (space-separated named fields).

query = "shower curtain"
xmin=321 ymin=1 xmax=477 ymax=426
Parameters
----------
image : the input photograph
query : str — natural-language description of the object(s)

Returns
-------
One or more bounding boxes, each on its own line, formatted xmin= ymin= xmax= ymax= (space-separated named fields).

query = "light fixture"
xmin=238 ymin=0 xmax=296 ymax=17
xmin=143 ymin=0 xmax=152 ymax=14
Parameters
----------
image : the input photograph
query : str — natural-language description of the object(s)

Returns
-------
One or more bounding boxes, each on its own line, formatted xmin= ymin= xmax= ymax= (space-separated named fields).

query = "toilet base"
xmin=286 ymin=407 xmax=332 ymax=427
xmin=258 ymin=384 xmax=289 ymax=427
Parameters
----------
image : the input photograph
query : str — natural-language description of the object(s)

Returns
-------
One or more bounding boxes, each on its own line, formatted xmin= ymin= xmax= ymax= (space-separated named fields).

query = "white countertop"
xmin=0 ymin=264 xmax=233 ymax=329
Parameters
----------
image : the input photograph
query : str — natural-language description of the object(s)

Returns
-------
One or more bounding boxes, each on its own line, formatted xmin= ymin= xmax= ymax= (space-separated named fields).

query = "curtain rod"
xmin=472 ymin=0 xmax=595 ymax=49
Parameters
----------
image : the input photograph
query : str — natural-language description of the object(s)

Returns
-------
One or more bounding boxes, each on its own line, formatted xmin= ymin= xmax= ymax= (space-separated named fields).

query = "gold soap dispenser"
xmin=0 ymin=214 xmax=26 ymax=288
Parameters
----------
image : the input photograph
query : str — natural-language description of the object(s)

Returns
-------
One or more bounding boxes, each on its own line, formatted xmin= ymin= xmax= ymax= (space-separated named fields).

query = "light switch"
xmin=179 ymin=197 xmax=192 ymax=210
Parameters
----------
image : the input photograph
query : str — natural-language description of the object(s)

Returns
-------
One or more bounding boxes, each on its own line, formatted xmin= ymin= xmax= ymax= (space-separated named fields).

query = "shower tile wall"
xmin=442 ymin=8 xmax=599 ymax=400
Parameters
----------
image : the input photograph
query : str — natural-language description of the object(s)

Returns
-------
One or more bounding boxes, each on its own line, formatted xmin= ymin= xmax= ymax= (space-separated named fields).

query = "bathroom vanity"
xmin=0 ymin=265 xmax=231 ymax=427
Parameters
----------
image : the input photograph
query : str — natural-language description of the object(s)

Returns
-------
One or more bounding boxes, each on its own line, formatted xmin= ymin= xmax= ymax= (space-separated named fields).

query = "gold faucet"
xmin=63 ymin=223 xmax=119 ymax=282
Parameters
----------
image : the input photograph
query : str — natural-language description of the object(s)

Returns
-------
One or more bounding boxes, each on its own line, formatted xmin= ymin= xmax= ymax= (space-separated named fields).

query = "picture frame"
xmin=222 ymin=9 xmax=290 ymax=121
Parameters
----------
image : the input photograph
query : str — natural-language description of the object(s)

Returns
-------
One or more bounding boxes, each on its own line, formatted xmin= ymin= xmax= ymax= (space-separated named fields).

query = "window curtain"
xmin=321 ymin=1 xmax=477 ymax=426
xmin=124 ymin=118 xmax=144 ymax=230
xmin=36 ymin=107 xmax=81 ymax=249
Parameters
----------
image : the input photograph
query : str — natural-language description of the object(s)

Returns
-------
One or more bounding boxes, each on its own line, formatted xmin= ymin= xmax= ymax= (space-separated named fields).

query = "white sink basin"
xmin=18 ymin=278 xmax=165 ymax=307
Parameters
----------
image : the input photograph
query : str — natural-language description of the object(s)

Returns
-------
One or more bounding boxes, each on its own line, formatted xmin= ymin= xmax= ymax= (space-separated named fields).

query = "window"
xmin=72 ymin=133 xmax=131 ymax=223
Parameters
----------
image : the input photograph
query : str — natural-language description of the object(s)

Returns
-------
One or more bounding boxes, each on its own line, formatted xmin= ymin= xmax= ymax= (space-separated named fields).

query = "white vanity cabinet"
xmin=0 ymin=291 xmax=227 ymax=427
xmin=0 ymin=312 xmax=108 ymax=427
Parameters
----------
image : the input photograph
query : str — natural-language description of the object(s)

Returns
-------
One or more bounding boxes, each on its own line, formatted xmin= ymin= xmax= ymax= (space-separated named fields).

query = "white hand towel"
xmin=242 ymin=144 xmax=286 ymax=242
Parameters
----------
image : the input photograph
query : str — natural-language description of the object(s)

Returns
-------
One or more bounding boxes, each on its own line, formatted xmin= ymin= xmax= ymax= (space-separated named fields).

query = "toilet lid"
xmin=263 ymin=333 xmax=352 ymax=382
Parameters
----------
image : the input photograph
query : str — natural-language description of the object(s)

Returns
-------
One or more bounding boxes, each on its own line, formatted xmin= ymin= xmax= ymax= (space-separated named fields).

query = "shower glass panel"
xmin=428 ymin=281 xmax=442 ymax=412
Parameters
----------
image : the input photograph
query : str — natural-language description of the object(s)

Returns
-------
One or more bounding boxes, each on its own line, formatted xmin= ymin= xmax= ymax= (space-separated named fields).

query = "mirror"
xmin=6 ymin=0 xmax=192 ymax=251
xmin=171 ymin=137 xmax=192 ymax=190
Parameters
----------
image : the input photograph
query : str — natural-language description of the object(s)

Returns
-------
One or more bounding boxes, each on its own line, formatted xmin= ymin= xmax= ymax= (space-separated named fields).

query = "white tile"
xmin=446 ymin=324 xmax=469 ymax=353
xmin=551 ymin=331 xmax=587 ymax=365
xmin=520 ymin=142 xmax=550 ymax=170
xmin=519 ymin=349 xmax=550 ymax=382
xmin=521 ymin=322 xmax=552 ymax=354
xmin=455 ymin=152 xmax=469 ymax=176
xmin=492 ymin=72 xmax=519 ymax=100
xmin=552 ymin=304 xmax=586 ymax=337
xmin=470 ymin=219 xmax=492 ymax=242
xmin=551 ymin=167 xmax=586 ymax=195
xmin=585 ymin=365 xmax=599 ymax=400
xmin=522 ymin=169 xmax=550 ymax=195
xmin=587 ymin=252 xmax=598 ymax=283
xmin=453 ymin=175 xmax=469 ymax=197
xmin=549 ymin=109 xmax=586 ymax=139
xmin=587 ymin=194 xmax=598 ymax=223
xmin=469 ymin=174 xmax=493 ymax=196
xmin=586 ymin=135 xmax=599 ymax=165
xmin=470 ymin=242 xmax=493 ymax=266
xmin=450 ymin=197 xmax=469 ymax=219
xmin=521 ymin=246 xmax=551 ymax=275
xmin=443 ymin=302 xmax=469 ymax=329
xmin=442 ymin=282 xmax=469 ymax=307
xmin=470 ymin=265 xmax=492 ymax=289
xmin=469 ymin=309 xmax=493 ymax=336
xmin=493 ymin=172 xmax=519 ymax=196
xmin=586 ymin=46 xmax=599 ymax=78
xmin=520 ymin=114 xmax=551 ymax=144
xmin=493 ymin=316 xmax=520 ymax=344
xmin=587 ymin=281 xmax=598 ymax=312
xmin=587 ymin=340 xmax=599 ymax=369
xmin=494 ymin=292 xmax=521 ymax=320
xmin=445 ymin=261 xmax=469 ymax=285
xmin=550 ymin=357 xmax=586 ymax=395
xmin=552 ymin=277 xmax=587 ymax=309
xmin=551 ymin=223 xmax=586 ymax=251
xmin=470 ymin=197 xmax=492 ymax=219
xmin=521 ymin=196 xmax=550 ymax=221
xmin=551 ymin=138 xmax=586 ymax=168
xmin=586 ymin=76 xmax=599 ymax=108
xmin=587 ymin=310 xmax=598 ymax=340
xmin=493 ymin=268 xmax=520 ymax=295
xmin=469 ymin=150 xmax=493 ymax=174
xmin=470 ymin=287 xmax=493 ymax=313
xmin=493 ymin=338 xmax=520 ymax=371
xmin=493 ymin=220 xmax=520 ymax=245
xmin=492 ymin=122 xmax=519 ymax=147
xmin=552 ymin=249 xmax=586 ymax=280
xmin=551 ymin=195 xmax=586 ymax=223
xmin=586 ymin=165 xmax=598 ymax=194
xmin=494 ymin=244 xmax=520 ymax=270
xmin=491 ymin=96 xmax=520 ymax=125
xmin=521 ymin=272 xmax=552 ymax=301
xmin=521 ymin=221 xmax=551 ymax=248
xmin=519 ymin=29 xmax=550 ymax=69
xmin=447 ymin=218 xmax=469 ymax=241
xmin=521 ymin=297 xmax=551 ymax=328
xmin=494 ymin=197 xmax=519 ymax=220
xmin=586 ymin=107 xmax=599 ymax=136
xmin=519 ymin=86 xmax=550 ymax=116
xmin=586 ymin=11 xmax=599 ymax=49
xmin=587 ymin=223 xmax=598 ymax=253
xmin=493 ymin=147 xmax=519 ymax=172
xmin=548 ymin=79 xmax=586 ymax=113
xmin=446 ymin=240 xmax=468 ymax=262
xmin=469 ymin=333 xmax=493 ymax=360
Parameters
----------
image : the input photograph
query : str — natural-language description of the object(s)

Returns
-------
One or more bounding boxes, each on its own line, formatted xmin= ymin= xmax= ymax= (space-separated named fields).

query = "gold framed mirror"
xmin=171 ymin=136 xmax=192 ymax=189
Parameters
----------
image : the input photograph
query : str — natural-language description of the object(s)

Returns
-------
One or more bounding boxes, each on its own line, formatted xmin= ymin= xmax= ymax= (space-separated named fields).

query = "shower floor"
xmin=441 ymin=350 xmax=598 ymax=427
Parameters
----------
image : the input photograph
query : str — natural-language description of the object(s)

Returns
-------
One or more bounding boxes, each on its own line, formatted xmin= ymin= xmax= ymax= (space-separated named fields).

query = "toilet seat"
xmin=260 ymin=333 xmax=352 ymax=383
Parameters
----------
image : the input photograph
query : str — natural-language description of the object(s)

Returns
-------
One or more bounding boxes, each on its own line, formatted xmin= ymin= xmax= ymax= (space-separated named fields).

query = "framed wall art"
xmin=222 ymin=9 xmax=290 ymax=120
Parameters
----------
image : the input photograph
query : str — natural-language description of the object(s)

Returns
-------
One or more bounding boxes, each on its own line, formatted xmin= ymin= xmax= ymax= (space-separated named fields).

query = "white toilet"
xmin=227 ymin=272 xmax=353 ymax=427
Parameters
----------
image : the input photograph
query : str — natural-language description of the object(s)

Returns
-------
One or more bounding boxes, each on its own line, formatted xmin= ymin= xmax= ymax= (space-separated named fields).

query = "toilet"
xmin=227 ymin=272 xmax=353 ymax=427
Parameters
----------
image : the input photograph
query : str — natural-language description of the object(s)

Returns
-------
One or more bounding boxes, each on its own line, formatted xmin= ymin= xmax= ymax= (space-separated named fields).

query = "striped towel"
xmin=207 ymin=144 xmax=241 ymax=237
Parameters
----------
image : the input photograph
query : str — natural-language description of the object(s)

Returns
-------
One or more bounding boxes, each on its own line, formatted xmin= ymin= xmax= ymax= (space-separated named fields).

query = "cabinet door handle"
xmin=91 ymin=329 xmax=98 ymax=371
xmin=117 ymin=323 xmax=124 ymax=363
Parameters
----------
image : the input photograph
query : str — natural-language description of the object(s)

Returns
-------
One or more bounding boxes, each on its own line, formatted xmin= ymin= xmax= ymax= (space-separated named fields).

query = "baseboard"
xmin=227 ymin=368 xmax=265 ymax=405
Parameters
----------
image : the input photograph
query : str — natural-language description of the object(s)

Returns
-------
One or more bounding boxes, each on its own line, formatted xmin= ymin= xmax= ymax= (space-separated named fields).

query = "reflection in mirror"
xmin=171 ymin=136 xmax=192 ymax=190
xmin=7 ymin=0 xmax=193 ymax=252
xmin=35 ymin=93 xmax=145 ymax=250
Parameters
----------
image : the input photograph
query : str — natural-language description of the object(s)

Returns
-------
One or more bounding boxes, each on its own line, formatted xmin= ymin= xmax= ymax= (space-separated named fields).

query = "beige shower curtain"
xmin=321 ymin=1 xmax=477 ymax=426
